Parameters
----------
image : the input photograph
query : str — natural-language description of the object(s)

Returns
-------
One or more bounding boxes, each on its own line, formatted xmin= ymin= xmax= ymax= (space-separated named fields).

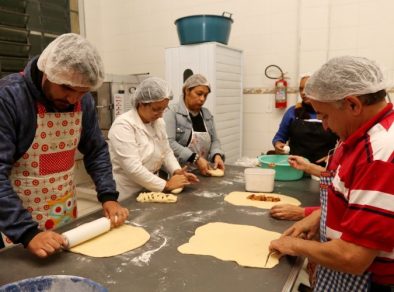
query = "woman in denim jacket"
xmin=164 ymin=74 xmax=225 ymax=176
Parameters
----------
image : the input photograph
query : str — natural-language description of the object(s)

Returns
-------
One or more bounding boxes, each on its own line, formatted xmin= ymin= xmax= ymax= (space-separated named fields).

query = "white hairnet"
xmin=183 ymin=74 xmax=211 ymax=92
xmin=305 ymin=56 xmax=387 ymax=102
xmin=132 ymin=77 xmax=173 ymax=107
xmin=37 ymin=33 xmax=104 ymax=90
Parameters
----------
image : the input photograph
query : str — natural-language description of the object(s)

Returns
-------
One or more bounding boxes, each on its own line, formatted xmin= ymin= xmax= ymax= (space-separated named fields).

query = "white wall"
xmin=82 ymin=0 xmax=394 ymax=158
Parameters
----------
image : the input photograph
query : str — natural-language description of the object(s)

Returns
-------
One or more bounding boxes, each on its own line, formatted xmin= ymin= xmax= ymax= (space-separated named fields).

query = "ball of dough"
xmin=283 ymin=145 xmax=290 ymax=154
xmin=171 ymin=188 xmax=183 ymax=194
xmin=207 ymin=168 xmax=224 ymax=177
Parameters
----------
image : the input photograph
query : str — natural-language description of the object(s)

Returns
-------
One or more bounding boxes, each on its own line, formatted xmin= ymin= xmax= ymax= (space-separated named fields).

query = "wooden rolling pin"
xmin=62 ymin=217 xmax=111 ymax=249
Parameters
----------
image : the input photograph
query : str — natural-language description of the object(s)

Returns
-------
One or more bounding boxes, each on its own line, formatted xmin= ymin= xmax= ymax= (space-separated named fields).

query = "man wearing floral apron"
xmin=270 ymin=56 xmax=394 ymax=291
xmin=0 ymin=33 xmax=128 ymax=258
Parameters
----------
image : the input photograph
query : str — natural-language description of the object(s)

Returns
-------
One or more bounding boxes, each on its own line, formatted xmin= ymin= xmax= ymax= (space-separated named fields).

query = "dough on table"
xmin=178 ymin=222 xmax=281 ymax=268
xmin=171 ymin=187 xmax=183 ymax=194
xmin=70 ymin=225 xmax=150 ymax=257
xmin=225 ymin=191 xmax=300 ymax=209
xmin=136 ymin=192 xmax=177 ymax=203
xmin=207 ymin=168 xmax=224 ymax=177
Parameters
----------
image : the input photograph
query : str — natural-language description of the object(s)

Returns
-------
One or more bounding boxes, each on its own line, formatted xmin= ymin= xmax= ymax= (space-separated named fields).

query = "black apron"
xmin=288 ymin=118 xmax=337 ymax=166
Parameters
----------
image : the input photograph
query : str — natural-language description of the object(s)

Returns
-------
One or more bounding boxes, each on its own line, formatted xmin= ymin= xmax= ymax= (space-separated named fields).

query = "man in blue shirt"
xmin=272 ymin=75 xmax=337 ymax=166
xmin=0 ymin=33 xmax=129 ymax=258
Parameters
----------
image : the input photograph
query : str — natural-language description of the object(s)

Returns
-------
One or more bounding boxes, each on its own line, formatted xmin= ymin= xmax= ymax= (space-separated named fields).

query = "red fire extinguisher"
xmin=264 ymin=65 xmax=288 ymax=109
xmin=274 ymin=77 xmax=288 ymax=108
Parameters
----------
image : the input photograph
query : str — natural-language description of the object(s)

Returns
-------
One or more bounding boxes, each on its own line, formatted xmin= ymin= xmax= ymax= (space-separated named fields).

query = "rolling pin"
xmin=62 ymin=217 xmax=111 ymax=249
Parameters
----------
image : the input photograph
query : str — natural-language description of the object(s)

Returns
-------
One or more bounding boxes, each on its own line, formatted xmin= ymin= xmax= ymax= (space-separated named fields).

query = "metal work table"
xmin=0 ymin=165 xmax=320 ymax=291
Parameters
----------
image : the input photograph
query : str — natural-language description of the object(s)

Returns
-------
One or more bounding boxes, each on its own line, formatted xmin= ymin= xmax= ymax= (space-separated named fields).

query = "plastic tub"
xmin=244 ymin=168 xmax=275 ymax=192
xmin=0 ymin=275 xmax=108 ymax=292
xmin=258 ymin=155 xmax=303 ymax=181
xmin=175 ymin=12 xmax=233 ymax=45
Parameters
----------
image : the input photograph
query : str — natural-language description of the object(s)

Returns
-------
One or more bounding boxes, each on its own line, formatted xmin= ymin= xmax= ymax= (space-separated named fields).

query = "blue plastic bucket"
xmin=258 ymin=155 xmax=304 ymax=181
xmin=175 ymin=12 xmax=233 ymax=45
xmin=0 ymin=275 xmax=108 ymax=292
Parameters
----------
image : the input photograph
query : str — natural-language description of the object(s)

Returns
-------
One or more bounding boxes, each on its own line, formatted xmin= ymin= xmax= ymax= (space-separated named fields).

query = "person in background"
xmin=270 ymin=155 xmax=324 ymax=220
xmin=270 ymin=56 xmax=394 ymax=291
xmin=108 ymin=77 xmax=198 ymax=200
xmin=272 ymin=74 xmax=337 ymax=166
xmin=0 ymin=33 xmax=129 ymax=258
xmin=164 ymin=74 xmax=225 ymax=176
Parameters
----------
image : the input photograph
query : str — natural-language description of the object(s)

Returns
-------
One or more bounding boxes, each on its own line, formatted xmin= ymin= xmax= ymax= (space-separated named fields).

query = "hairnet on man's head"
xmin=183 ymin=74 xmax=211 ymax=92
xmin=132 ymin=77 xmax=173 ymax=107
xmin=305 ymin=56 xmax=387 ymax=102
xmin=37 ymin=33 xmax=104 ymax=90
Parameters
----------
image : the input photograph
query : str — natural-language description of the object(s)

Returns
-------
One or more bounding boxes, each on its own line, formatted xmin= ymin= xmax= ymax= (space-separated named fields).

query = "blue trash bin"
xmin=0 ymin=275 xmax=108 ymax=292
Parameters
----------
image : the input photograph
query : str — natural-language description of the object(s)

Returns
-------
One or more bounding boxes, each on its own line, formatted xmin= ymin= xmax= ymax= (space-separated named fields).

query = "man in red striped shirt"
xmin=270 ymin=56 xmax=394 ymax=291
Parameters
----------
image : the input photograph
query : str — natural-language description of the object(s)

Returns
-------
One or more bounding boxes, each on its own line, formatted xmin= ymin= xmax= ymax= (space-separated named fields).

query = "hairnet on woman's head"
xmin=37 ymin=33 xmax=104 ymax=90
xmin=183 ymin=74 xmax=211 ymax=92
xmin=132 ymin=77 xmax=173 ymax=107
xmin=305 ymin=56 xmax=387 ymax=102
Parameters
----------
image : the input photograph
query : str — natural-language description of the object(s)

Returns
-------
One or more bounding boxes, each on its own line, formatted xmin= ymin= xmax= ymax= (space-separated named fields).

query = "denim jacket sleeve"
xmin=164 ymin=104 xmax=194 ymax=164
xmin=78 ymin=94 xmax=119 ymax=203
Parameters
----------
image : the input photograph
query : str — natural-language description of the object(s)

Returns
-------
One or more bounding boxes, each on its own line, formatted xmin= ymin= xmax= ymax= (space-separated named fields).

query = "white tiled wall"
xmin=82 ymin=0 xmax=394 ymax=159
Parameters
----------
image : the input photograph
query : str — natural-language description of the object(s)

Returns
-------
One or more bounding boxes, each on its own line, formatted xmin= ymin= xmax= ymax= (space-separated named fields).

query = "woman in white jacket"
xmin=108 ymin=77 xmax=198 ymax=200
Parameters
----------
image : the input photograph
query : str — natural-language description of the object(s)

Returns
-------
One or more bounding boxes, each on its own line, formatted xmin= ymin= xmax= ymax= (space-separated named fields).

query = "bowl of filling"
xmin=258 ymin=155 xmax=303 ymax=181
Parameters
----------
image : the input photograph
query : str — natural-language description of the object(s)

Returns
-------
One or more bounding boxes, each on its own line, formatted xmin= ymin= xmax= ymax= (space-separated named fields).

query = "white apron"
xmin=0 ymin=102 xmax=82 ymax=247
xmin=187 ymin=112 xmax=211 ymax=160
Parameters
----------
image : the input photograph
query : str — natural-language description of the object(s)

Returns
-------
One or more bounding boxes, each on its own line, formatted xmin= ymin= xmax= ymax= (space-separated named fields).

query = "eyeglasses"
xmin=148 ymin=104 xmax=168 ymax=114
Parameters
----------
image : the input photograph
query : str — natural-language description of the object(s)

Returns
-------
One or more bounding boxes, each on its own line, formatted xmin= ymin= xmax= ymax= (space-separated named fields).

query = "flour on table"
xmin=178 ymin=222 xmax=281 ymax=268
xmin=137 ymin=192 xmax=177 ymax=203
xmin=225 ymin=191 xmax=300 ymax=209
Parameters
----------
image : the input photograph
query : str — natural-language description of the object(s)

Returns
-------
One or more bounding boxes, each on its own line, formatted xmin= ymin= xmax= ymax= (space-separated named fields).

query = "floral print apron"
xmin=0 ymin=102 xmax=82 ymax=247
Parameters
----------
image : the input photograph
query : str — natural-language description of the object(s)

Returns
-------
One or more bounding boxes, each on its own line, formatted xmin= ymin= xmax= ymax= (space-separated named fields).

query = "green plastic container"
xmin=175 ymin=12 xmax=233 ymax=45
xmin=258 ymin=155 xmax=303 ymax=181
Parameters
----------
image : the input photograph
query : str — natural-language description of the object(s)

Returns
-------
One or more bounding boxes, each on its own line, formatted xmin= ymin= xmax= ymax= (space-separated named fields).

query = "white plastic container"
xmin=244 ymin=168 xmax=275 ymax=192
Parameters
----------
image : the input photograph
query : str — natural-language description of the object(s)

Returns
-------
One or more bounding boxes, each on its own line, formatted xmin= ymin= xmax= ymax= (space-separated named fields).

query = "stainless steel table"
xmin=0 ymin=165 xmax=320 ymax=291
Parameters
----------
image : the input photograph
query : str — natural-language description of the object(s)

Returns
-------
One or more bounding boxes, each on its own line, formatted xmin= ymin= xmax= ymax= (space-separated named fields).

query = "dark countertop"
xmin=0 ymin=165 xmax=320 ymax=292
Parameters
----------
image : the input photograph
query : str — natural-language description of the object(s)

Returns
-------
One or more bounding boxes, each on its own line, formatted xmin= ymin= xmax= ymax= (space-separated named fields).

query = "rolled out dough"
xmin=225 ymin=191 xmax=301 ymax=209
xmin=70 ymin=225 xmax=150 ymax=257
xmin=207 ymin=168 xmax=224 ymax=177
xmin=178 ymin=222 xmax=281 ymax=268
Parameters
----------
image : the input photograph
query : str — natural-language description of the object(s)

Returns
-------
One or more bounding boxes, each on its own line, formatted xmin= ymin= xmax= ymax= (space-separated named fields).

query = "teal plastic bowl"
xmin=0 ymin=275 xmax=108 ymax=292
xmin=175 ymin=13 xmax=233 ymax=45
xmin=258 ymin=155 xmax=303 ymax=181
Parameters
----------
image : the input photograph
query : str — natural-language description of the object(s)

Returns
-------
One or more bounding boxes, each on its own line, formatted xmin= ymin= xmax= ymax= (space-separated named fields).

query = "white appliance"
xmin=165 ymin=42 xmax=243 ymax=163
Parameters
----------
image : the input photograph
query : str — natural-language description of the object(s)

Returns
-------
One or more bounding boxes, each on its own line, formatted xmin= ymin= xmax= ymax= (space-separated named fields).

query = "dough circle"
xmin=171 ymin=188 xmax=183 ymax=194
xmin=207 ymin=168 xmax=224 ymax=177
xmin=225 ymin=191 xmax=300 ymax=209
xmin=178 ymin=222 xmax=281 ymax=268
xmin=70 ymin=225 xmax=150 ymax=257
